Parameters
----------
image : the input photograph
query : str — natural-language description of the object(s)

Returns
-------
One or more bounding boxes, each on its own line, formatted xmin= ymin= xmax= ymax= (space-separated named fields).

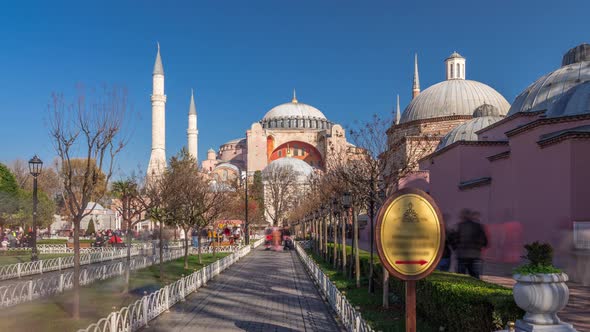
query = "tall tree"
xmin=0 ymin=163 xmax=20 ymax=233
xmin=48 ymin=86 xmax=127 ymax=319
xmin=262 ymin=163 xmax=298 ymax=226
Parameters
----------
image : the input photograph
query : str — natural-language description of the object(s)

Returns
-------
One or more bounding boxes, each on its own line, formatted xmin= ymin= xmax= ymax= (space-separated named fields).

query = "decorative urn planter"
xmin=512 ymin=272 xmax=577 ymax=331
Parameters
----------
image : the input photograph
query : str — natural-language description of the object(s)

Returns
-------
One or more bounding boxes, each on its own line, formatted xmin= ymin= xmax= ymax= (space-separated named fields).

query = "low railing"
xmin=295 ymin=242 xmax=374 ymax=332
xmin=78 ymin=244 xmax=254 ymax=332
xmin=0 ymin=247 xmax=142 ymax=280
xmin=0 ymin=247 xmax=185 ymax=308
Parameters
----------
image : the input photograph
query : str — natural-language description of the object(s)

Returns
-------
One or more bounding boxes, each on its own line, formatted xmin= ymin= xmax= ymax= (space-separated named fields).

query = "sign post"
xmin=375 ymin=188 xmax=445 ymax=332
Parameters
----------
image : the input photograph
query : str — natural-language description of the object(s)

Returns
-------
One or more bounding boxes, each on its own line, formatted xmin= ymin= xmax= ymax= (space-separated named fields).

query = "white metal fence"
xmin=0 ymin=242 xmax=185 ymax=281
xmin=0 ymin=247 xmax=186 ymax=308
xmin=78 ymin=238 xmax=263 ymax=332
xmin=295 ymin=242 xmax=374 ymax=332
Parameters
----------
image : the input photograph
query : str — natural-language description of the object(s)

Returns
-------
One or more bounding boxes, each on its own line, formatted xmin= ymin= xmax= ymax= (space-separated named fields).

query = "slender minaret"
xmin=147 ymin=43 xmax=167 ymax=178
xmin=395 ymin=94 xmax=401 ymax=125
xmin=412 ymin=53 xmax=421 ymax=99
xmin=187 ymin=89 xmax=198 ymax=163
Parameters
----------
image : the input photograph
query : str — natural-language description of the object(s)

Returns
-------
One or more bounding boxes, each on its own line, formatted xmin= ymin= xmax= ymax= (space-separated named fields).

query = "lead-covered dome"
xmin=436 ymin=104 xmax=504 ymax=150
xmin=263 ymin=157 xmax=313 ymax=181
xmin=400 ymin=80 xmax=510 ymax=123
xmin=507 ymin=43 xmax=590 ymax=117
xmin=261 ymin=93 xmax=332 ymax=130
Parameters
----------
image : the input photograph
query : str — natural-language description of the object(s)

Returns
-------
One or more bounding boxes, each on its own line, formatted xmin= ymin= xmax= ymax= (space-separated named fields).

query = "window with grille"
xmin=574 ymin=221 xmax=590 ymax=249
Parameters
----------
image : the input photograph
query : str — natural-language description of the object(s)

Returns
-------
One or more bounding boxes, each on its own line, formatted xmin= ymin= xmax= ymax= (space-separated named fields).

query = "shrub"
xmin=514 ymin=241 xmax=561 ymax=275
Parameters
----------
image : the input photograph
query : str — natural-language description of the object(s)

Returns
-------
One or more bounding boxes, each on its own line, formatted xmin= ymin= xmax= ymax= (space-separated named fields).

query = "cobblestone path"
xmin=142 ymin=247 xmax=343 ymax=332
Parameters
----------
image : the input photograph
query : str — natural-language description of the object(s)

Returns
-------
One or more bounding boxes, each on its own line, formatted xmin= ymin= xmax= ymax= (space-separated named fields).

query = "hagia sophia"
xmin=146 ymin=43 xmax=590 ymax=284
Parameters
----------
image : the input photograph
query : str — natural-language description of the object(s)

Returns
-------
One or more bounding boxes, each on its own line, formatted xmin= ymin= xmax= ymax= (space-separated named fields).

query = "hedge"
xmin=322 ymin=243 xmax=523 ymax=331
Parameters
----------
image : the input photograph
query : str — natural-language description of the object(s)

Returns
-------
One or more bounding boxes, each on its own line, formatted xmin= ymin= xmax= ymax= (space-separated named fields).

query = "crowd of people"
xmin=1 ymin=229 xmax=34 ymax=249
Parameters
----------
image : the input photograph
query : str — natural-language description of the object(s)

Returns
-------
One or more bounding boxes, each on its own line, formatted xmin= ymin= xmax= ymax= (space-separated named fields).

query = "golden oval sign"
xmin=376 ymin=188 xmax=444 ymax=280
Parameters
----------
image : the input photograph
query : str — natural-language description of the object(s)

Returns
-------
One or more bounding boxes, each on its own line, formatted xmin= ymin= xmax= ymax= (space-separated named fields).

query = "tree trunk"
xmin=354 ymin=212 xmax=360 ymax=288
xmin=124 ymin=223 xmax=132 ymax=293
xmin=333 ymin=216 xmax=338 ymax=268
xmin=341 ymin=212 xmax=346 ymax=272
xmin=383 ymin=266 xmax=389 ymax=308
xmin=197 ymin=228 xmax=202 ymax=265
xmin=324 ymin=217 xmax=328 ymax=261
xmin=159 ymin=224 xmax=164 ymax=279
xmin=72 ymin=220 xmax=80 ymax=319
xmin=183 ymin=228 xmax=190 ymax=269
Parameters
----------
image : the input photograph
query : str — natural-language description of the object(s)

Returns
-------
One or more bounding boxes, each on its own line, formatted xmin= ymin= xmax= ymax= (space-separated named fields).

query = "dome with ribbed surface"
xmin=507 ymin=44 xmax=590 ymax=117
xmin=263 ymin=102 xmax=326 ymax=121
xmin=473 ymin=103 xmax=500 ymax=117
xmin=436 ymin=116 xmax=504 ymax=150
xmin=400 ymin=80 xmax=510 ymax=123
xmin=263 ymin=157 xmax=313 ymax=179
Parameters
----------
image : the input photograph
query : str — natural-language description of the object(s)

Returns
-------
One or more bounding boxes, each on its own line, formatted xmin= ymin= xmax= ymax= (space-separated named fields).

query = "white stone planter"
xmin=512 ymin=272 xmax=577 ymax=331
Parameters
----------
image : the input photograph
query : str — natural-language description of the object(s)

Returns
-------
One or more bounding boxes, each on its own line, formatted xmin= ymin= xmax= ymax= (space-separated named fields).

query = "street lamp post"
xmin=243 ymin=169 xmax=249 ymax=246
xmin=28 ymin=155 xmax=43 ymax=262
xmin=331 ymin=197 xmax=339 ymax=268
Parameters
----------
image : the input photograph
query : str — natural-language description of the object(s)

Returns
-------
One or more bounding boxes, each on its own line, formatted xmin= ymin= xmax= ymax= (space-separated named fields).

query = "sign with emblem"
xmin=375 ymin=188 xmax=445 ymax=332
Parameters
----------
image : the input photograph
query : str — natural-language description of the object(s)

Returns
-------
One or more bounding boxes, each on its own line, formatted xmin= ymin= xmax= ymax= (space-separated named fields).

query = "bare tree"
xmin=48 ymin=86 xmax=127 ymax=319
xmin=262 ymin=163 xmax=298 ymax=227
xmin=144 ymin=170 xmax=173 ymax=280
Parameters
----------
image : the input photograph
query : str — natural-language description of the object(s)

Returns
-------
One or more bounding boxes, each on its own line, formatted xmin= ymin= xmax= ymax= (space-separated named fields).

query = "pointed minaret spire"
xmin=188 ymin=88 xmax=196 ymax=115
xmin=153 ymin=42 xmax=164 ymax=75
xmin=187 ymin=89 xmax=198 ymax=163
xmin=412 ymin=53 xmax=420 ymax=99
xmin=395 ymin=94 xmax=401 ymax=125
xmin=292 ymin=88 xmax=298 ymax=103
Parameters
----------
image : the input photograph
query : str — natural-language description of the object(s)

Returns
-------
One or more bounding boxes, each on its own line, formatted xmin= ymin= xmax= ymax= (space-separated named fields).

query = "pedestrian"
xmin=455 ymin=209 xmax=488 ymax=279
xmin=437 ymin=227 xmax=453 ymax=272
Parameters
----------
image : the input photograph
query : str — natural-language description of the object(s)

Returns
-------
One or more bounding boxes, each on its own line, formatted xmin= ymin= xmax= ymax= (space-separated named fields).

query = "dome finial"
xmin=292 ymin=89 xmax=298 ymax=103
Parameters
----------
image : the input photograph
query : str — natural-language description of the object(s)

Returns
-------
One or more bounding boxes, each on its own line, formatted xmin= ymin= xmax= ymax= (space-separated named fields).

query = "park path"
xmin=142 ymin=247 xmax=343 ymax=332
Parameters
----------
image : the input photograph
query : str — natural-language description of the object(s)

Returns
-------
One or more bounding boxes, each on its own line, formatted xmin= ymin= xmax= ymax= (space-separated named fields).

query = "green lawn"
xmin=307 ymin=246 xmax=438 ymax=332
xmin=0 ymin=252 xmax=230 ymax=332
xmin=0 ymin=253 xmax=72 ymax=266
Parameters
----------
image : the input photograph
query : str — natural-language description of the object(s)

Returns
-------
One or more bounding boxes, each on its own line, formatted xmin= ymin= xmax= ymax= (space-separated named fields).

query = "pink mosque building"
xmin=418 ymin=44 xmax=590 ymax=284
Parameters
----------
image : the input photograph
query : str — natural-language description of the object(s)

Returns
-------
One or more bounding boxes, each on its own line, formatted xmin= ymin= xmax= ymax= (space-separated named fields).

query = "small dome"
xmin=207 ymin=148 xmax=215 ymax=152
xmin=508 ymin=43 xmax=590 ymax=117
xmin=263 ymin=157 xmax=313 ymax=180
xmin=436 ymin=116 xmax=504 ymax=150
xmin=473 ymin=103 xmax=500 ymax=117
xmin=222 ymin=138 xmax=246 ymax=147
xmin=400 ymin=80 xmax=510 ymax=123
xmin=262 ymin=102 xmax=327 ymax=122
xmin=447 ymin=51 xmax=464 ymax=60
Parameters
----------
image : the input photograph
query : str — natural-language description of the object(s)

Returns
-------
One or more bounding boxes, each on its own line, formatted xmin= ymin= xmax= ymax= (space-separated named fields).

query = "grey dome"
xmin=222 ymin=138 xmax=246 ymax=147
xmin=436 ymin=116 xmax=504 ymax=150
xmin=473 ymin=103 xmax=500 ymax=117
xmin=400 ymin=80 xmax=510 ymax=123
xmin=263 ymin=157 xmax=313 ymax=179
xmin=508 ymin=44 xmax=590 ymax=117
xmin=263 ymin=102 xmax=326 ymax=121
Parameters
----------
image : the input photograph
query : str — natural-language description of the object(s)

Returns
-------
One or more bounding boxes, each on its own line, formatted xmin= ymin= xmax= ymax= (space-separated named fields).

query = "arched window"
xmin=222 ymin=170 xmax=228 ymax=181
xmin=278 ymin=150 xmax=282 ymax=157
xmin=450 ymin=63 xmax=454 ymax=78
xmin=293 ymin=145 xmax=299 ymax=156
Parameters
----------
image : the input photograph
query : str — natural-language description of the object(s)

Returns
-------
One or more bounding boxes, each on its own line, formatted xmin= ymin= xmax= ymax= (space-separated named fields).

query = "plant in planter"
xmin=512 ymin=242 xmax=576 ymax=331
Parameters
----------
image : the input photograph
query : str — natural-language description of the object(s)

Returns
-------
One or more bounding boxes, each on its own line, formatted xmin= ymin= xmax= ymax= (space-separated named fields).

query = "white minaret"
xmin=147 ymin=43 xmax=167 ymax=178
xmin=187 ymin=89 xmax=198 ymax=163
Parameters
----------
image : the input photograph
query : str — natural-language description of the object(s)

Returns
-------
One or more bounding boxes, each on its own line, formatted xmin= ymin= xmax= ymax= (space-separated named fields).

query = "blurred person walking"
xmin=455 ymin=209 xmax=488 ymax=279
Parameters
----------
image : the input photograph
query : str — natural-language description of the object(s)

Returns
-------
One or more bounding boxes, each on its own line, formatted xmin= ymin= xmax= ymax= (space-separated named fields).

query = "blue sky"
xmin=1 ymin=0 xmax=589 ymax=176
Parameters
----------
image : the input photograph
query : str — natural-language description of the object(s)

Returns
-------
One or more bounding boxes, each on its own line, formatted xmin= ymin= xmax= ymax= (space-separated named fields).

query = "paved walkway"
xmin=142 ymin=248 xmax=343 ymax=332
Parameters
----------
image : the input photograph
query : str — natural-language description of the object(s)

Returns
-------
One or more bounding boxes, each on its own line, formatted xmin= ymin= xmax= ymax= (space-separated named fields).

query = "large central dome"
xmin=261 ymin=92 xmax=331 ymax=130
xmin=400 ymin=80 xmax=510 ymax=123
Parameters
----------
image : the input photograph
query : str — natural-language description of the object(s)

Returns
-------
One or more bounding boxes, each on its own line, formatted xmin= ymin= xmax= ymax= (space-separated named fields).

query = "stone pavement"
xmin=142 ymin=247 xmax=343 ymax=332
